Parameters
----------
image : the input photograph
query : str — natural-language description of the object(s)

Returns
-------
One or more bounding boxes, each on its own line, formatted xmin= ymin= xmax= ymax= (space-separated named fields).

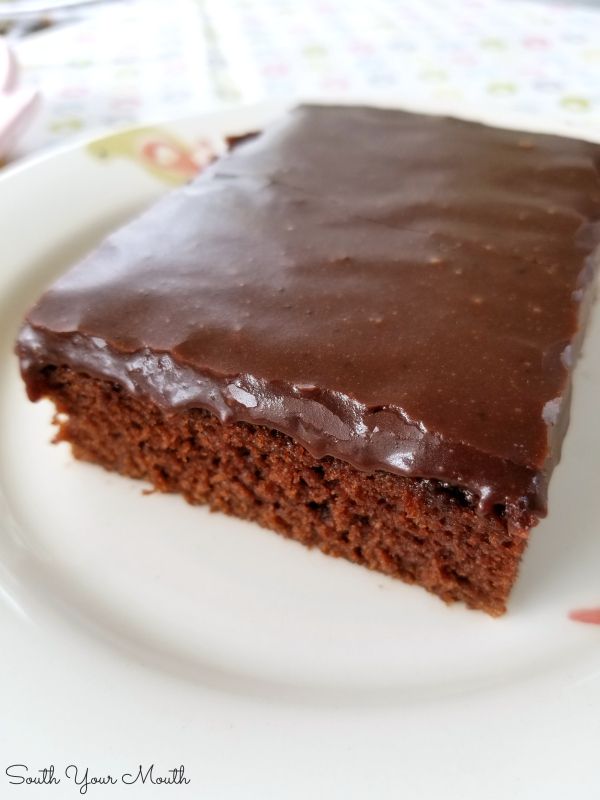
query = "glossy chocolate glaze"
xmin=17 ymin=105 xmax=600 ymax=523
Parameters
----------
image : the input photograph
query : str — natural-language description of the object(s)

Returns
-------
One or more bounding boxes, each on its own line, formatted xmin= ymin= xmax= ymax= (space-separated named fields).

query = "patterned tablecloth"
xmin=11 ymin=0 xmax=600 ymax=158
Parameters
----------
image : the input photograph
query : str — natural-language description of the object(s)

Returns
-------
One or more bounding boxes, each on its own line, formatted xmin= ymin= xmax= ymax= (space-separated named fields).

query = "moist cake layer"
xmin=17 ymin=105 xmax=600 ymax=526
xmin=35 ymin=366 xmax=530 ymax=615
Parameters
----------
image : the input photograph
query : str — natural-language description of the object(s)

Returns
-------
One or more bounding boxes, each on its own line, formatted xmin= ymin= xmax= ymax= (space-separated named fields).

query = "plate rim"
xmin=5 ymin=92 xmax=600 ymax=185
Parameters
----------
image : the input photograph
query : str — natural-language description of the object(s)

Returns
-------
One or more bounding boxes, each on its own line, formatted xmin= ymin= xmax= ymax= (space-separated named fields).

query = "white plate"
xmin=0 ymin=0 xmax=102 ymax=19
xmin=1 ymin=101 xmax=600 ymax=799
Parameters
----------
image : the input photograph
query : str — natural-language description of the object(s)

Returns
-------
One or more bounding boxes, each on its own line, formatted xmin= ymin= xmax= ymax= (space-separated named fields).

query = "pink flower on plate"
xmin=0 ymin=39 xmax=38 ymax=161
xmin=569 ymin=607 xmax=600 ymax=625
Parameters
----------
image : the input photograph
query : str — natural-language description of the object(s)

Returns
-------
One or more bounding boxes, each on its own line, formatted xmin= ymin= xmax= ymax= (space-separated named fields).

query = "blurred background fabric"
xmin=6 ymin=0 xmax=600 ymax=160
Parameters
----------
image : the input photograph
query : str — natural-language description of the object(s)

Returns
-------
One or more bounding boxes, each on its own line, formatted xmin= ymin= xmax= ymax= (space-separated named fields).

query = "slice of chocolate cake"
xmin=16 ymin=105 xmax=600 ymax=615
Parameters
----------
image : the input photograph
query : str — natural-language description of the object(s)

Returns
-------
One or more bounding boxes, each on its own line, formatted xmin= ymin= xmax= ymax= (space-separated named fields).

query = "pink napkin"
xmin=0 ymin=38 xmax=37 ymax=161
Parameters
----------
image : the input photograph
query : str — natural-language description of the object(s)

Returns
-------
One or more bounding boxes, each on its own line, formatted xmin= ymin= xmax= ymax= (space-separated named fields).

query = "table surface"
xmin=7 ymin=0 xmax=600 ymax=162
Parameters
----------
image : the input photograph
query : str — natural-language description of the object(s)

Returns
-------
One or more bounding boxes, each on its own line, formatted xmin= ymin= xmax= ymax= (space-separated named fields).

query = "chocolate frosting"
xmin=17 ymin=105 xmax=600 ymax=523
